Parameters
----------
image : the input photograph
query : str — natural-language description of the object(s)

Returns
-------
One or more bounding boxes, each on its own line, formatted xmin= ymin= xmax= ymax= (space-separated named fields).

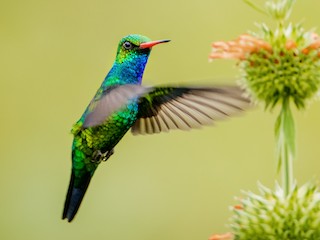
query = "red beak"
xmin=139 ymin=39 xmax=170 ymax=49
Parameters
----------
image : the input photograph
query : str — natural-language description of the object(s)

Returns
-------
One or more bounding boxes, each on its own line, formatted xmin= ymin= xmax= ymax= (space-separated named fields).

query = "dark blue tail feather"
xmin=62 ymin=172 xmax=92 ymax=222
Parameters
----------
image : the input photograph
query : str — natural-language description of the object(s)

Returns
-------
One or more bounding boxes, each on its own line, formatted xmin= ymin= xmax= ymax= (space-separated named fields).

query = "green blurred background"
xmin=1 ymin=0 xmax=320 ymax=239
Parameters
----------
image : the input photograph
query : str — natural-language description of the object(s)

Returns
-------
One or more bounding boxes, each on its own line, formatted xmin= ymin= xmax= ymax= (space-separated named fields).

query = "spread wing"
xmin=82 ymin=84 xmax=150 ymax=128
xmin=131 ymin=86 xmax=251 ymax=135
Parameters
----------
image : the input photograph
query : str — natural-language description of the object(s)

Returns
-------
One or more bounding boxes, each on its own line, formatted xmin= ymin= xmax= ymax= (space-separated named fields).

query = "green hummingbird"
xmin=62 ymin=34 xmax=250 ymax=222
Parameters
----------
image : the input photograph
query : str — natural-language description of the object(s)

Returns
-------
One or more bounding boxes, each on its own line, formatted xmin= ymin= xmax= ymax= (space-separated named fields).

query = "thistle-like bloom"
xmin=230 ymin=183 xmax=320 ymax=239
xmin=210 ymin=29 xmax=320 ymax=109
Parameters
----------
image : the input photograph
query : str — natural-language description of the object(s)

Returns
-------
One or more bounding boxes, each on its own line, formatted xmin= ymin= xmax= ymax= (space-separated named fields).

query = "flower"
xmin=229 ymin=183 xmax=320 ymax=239
xmin=209 ymin=27 xmax=320 ymax=109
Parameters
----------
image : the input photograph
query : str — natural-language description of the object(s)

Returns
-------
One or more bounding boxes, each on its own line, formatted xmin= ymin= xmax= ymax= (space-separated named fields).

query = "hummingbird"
xmin=62 ymin=34 xmax=250 ymax=222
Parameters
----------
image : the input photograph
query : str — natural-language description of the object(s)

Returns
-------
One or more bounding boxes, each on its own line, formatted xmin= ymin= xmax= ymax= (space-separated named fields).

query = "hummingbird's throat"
xmin=113 ymin=52 xmax=150 ymax=84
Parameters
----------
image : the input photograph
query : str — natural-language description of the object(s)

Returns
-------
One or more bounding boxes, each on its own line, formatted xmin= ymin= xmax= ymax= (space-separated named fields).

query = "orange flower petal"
xmin=286 ymin=40 xmax=297 ymax=50
xmin=209 ymin=232 xmax=233 ymax=240
xmin=234 ymin=204 xmax=244 ymax=210
xmin=210 ymin=34 xmax=272 ymax=60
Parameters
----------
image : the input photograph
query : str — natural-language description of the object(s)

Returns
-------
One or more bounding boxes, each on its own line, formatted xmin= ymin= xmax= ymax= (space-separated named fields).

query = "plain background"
xmin=1 ymin=0 xmax=320 ymax=239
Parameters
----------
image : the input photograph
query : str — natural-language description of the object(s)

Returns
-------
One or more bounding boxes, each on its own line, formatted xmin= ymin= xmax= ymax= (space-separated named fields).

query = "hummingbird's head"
xmin=115 ymin=34 xmax=170 ymax=64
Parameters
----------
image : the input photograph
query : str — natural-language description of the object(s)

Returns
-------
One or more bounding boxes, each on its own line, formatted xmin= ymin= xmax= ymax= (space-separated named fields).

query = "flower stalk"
xmin=275 ymin=98 xmax=295 ymax=196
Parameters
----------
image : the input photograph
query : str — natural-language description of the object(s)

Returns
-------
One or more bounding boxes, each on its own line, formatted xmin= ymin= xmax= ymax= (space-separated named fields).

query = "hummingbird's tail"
xmin=62 ymin=171 xmax=92 ymax=222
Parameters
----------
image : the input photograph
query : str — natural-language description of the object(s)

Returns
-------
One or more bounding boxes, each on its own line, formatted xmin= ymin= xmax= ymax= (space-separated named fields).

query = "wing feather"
xmin=131 ymin=85 xmax=251 ymax=135
xmin=174 ymin=97 xmax=213 ymax=123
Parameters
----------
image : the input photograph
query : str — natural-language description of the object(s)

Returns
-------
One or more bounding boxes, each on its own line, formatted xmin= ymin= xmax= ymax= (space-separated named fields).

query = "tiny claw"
xmin=102 ymin=149 xmax=114 ymax=161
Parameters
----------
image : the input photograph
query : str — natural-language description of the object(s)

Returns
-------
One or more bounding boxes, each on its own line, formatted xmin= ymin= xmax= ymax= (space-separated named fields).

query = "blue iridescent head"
xmin=115 ymin=34 xmax=170 ymax=63
xmin=106 ymin=34 xmax=170 ymax=85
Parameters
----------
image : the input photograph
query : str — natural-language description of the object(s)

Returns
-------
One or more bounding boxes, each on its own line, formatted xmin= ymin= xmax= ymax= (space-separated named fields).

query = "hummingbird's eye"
xmin=123 ymin=41 xmax=133 ymax=50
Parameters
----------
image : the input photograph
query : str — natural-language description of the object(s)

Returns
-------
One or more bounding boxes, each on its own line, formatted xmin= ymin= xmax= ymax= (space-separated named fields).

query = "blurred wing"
xmin=83 ymin=84 xmax=150 ymax=128
xmin=131 ymin=86 xmax=251 ymax=135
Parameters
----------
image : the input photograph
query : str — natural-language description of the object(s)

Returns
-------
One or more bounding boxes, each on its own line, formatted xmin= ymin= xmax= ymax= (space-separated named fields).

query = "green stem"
xmin=275 ymin=98 xmax=295 ymax=196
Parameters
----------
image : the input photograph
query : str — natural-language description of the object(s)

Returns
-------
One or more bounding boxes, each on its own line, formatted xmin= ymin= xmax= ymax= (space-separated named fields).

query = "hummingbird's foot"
xmin=103 ymin=148 xmax=114 ymax=161
xmin=91 ymin=148 xmax=114 ymax=163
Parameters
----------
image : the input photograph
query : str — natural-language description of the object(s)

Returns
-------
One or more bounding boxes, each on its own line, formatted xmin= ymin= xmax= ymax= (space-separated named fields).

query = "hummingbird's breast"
xmin=96 ymin=100 xmax=139 ymax=149
xmin=75 ymin=99 xmax=139 ymax=152
xmin=71 ymin=99 xmax=139 ymax=174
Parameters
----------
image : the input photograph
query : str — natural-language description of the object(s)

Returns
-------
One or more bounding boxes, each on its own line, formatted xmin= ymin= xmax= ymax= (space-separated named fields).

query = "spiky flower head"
xmin=209 ymin=0 xmax=320 ymax=109
xmin=229 ymin=183 xmax=320 ymax=239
